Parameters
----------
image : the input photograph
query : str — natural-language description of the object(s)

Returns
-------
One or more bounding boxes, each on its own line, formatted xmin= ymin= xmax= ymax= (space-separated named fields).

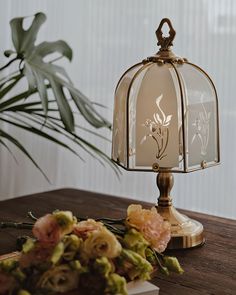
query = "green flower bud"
xmin=51 ymin=242 xmax=64 ymax=265
xmin=0 ymin=258 xmax=18 ymax=272
xmin=53 ymin=210 xmax=76 ymax=235
xmin=69 ymin=260 xmax=80 ymax=270
xmin=69 ymin=260 xmax=87 ymax=274
xmin=94 ymin=257 xmax=113 ymax=278
xmin=120 ymin=249 xmax=153 ymax=281
xmin=124 ymin=229 xmax=149 ymax=258
xmin=22 ymin=238 xmax=35 ymax=254
xmin=105 ymin=273 xmax=127 ymax=295
xmin=62 ymin=234 xmax=81 ymax=261
xmin=163 ymin=256 xmax=184 ymax=274
xmin=145 ymin=248 xmax=156 ymax=265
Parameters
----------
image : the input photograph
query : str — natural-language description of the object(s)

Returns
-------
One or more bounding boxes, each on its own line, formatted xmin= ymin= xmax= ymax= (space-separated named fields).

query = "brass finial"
xmin=156 ymin=18 xmax=176 ymax=51
xmin=145 ymin=18 xmax=184 ymax=63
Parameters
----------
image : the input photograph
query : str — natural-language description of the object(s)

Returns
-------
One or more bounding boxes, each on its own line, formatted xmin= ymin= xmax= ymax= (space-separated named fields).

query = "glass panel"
xmin=177 ymin=63 xmax=219 ymax=169
xmin=128 ymin=63 xmax=182 ymax=170
xmin=112 ymin=64 xmax=142 ymax=166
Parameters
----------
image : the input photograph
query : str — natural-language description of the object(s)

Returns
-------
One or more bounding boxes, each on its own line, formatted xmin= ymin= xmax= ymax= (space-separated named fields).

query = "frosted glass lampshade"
xmin=112 ymin=39 xmax=219 ymax=173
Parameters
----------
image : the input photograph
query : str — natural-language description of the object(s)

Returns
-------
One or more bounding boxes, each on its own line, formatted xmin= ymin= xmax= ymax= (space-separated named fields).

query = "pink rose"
xmin=73 ymin=219 xmax=103 ymax=240
xmin=126 ymin=205 xmax=171 ymax=253
xmin=33 ymin=214 xmax=61 ymax=246
xmin=0 ymin=272 xmax=16 ymax=294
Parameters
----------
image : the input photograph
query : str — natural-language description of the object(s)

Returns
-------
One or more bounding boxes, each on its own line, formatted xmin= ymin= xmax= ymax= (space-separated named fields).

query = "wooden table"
xmin=0 ymin=189 xmax=235 ymax=295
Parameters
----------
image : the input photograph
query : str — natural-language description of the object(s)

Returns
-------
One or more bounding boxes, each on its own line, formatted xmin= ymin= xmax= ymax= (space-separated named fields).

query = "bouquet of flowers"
xmin=0 ymin=205 xmax=183 ymax=295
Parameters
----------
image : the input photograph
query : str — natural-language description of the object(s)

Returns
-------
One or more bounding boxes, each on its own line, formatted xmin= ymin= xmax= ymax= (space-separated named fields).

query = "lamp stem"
xmin=156 ymin=172 xmax=173 ymax=207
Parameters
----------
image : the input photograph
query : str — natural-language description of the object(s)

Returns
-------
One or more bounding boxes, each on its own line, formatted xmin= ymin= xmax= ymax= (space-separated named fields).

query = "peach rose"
xmin=126 ymin=205 xmax=171 ymax=253
xmin=33 ymin=214 xmax=61 ymax=246
xmin=73 ymin=219 xmax=103 ymax=240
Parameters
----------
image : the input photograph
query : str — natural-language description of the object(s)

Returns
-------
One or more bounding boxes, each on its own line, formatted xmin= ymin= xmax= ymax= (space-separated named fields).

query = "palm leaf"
xmin=14 ymin=112 xmax=106 ymax=167
xmin=0 ymin=138 xmax=18 ymax=163
xmin=35 ymin=113 xmax=111 ymax=142
xmin=0 ymin=91 xmax=118 ymax=176
xmin=4 ymin=111 xmax=119 ymax=175
xmin=0 ymin=73 xmax=22 ymax=97
xmin=0 ymin=87 xmax=46 ymax=110
xmin=0 ymin=129 xmax=49 ymax=181
xmin=0 ymin=116 xmax=82 ymax=159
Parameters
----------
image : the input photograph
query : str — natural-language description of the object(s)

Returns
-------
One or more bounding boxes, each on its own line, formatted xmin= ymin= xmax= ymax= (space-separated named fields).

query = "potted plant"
xmin=0 ymin=12 xmax=118 ymax=179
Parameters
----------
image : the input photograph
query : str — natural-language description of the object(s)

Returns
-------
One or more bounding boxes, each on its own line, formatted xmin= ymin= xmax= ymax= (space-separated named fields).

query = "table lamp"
xmin=112 ymin=18 xmax=220 ymax=249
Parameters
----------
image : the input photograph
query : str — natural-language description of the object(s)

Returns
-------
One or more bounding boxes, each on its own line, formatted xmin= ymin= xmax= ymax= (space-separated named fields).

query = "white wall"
xmin=0 ymin=0 xmax=236 ymax=219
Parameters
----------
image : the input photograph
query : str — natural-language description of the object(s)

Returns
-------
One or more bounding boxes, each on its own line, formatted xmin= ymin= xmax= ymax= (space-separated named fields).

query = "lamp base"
xmin=156 ymin=205 xmax=205 ymax=249
xmin=155 ymin=172 xmax=205 ymax=249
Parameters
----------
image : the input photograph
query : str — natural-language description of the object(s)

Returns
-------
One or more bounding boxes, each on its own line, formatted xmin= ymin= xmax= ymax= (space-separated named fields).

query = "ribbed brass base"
xmin=156 ymin=205 xmax=205 ymax=249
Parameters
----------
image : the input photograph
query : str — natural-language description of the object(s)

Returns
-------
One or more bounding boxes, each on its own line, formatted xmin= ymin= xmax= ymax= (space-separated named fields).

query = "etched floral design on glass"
xmin=114 ymin=109 xmax=124 ymax=159
xmin=129 ymin=88 xmax=137 ymax=157
xmin=191 ymin=100 xmax=211 ymax=156
xmin=140 ymin=94 xmax=172 ymax=160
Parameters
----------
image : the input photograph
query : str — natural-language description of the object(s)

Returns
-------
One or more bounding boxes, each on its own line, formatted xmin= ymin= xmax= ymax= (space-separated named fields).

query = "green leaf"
xmin=11 ymin=110 xmax=119 ymax=175
xmin=9 ymin=12 xmax=75 ymax=131
xmin=30 ymin=112 xmax=111 ymax=142
xmin=76 ymin=135 xmax=120 ymax=177
xmin=70 ymin=88 xmax=111 ymax=129
xmin=0 ymin=116 xmax=79 ymax=158
xmin=22 ymin=41 xmax=75 ymax=130
xmin=10 ymin=12 xmax=46 ymax=54
xmin=33 ymin=40 xmax=72 ymax=62
xmin=0 ymin=86 xmax=51 ymax=111
xmin=0 ymin=72 xmax=22 ymax=89
xmin=9 ymin=12 xmax=111 ymax=132
xmin=31 ymin=70 xmax=48 ymax=113
xmin=0 ymin=138 xmax=18 ymax=163
xmin=0 ymin=74 xmax=23 ymax=99
xmin=19 ymin=112 xmax=117 ymax=173
xmin=23 ymin=62 xmax=36 ymax=91
xmin=0 ymin=128 xmax=49 ymax=181
xmin=50 ymin=80 xmax=74 ymax=132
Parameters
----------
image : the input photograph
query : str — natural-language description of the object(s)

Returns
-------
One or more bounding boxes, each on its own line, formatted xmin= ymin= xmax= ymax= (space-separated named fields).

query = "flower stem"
xmin=27 ymin=211 xmax=38 ymax=221
xmin=0 ymin=222 xmax=33 ymax=230
xmin=78 ymin=216 xmax=125 ymax=225
xmin=152 ymin=249 xmax=169 ymax=276
xmin=95 ymin=217 xmax=125 ymax=224
xmin=103 ymin=223 xmax=125 ymax=235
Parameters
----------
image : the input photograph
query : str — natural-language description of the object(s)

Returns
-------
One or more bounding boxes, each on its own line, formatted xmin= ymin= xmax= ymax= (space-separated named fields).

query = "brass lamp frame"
xmin=112 ymin=18 xmax=220 ymax=249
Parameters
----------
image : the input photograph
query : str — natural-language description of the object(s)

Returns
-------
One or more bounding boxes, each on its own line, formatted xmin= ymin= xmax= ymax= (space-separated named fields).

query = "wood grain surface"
xmin=0 ymin=189 xmax=235 ymax=295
